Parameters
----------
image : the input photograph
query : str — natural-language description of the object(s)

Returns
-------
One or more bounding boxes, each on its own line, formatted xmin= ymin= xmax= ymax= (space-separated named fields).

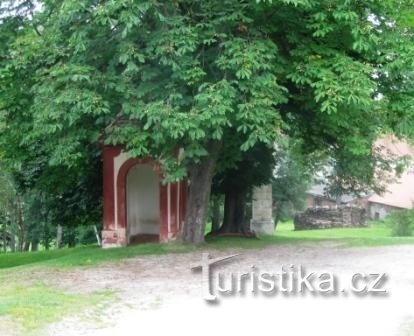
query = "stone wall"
xmin=305 ymin=195 xmax=337 ymax=209
xmin=294 ymin=206 xmax=367 ymax=230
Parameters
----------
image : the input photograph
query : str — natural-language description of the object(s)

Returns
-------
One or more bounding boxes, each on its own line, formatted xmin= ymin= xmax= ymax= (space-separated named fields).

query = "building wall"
xmin=368 ymin=202 xmax=398 ymax=220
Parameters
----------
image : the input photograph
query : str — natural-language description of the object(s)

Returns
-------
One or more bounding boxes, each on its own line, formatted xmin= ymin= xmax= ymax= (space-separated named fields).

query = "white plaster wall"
xmin=127 ymin=164 xmax=160 ymax=237
xmin=369 ymin=203 xmax=391 ymax=220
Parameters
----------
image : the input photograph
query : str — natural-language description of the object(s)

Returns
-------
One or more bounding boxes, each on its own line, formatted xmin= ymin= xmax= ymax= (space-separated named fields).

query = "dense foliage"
xmin=1 ymin=0 xmax=414 ymax=244
xmin=386 ymin=209 xmax=414 ymax=237
xmin=272 ymin=148 xmax=312 ymax=225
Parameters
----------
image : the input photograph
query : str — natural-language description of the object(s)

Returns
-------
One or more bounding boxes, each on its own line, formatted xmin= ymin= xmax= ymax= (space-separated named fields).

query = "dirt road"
xmin=44 ymin=242 xmax=414 ymax=336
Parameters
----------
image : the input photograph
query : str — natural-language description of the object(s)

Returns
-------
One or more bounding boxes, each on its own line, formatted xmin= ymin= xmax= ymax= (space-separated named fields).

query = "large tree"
xmin=211 ymin=142 xmax=276 ymax=235
xmin=1 ymin=0 xmax=414 ymax=243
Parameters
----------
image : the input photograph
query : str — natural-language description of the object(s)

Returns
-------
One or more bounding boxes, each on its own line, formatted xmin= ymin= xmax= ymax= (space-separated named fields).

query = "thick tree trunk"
xmin=67 ymin=227 xmax=76 ymax=248
xmin=31 ymin=239 xmax=39 ymax=252
xmin=23 ymin=241 xmax=30 ymax=252
xmin=218 ymin=189 xmax=249 ymax=234
xmin=182 ymin=142 xmax=220 ymax=244
xmin=274 ymin=213 xmax=280 ymax=231
xmin=44 ymin=237 xmax=50 ymax=250
xmin=15 ymin=197 xmax=25 ymax=252
xmin=2 ymin=224 xmax=7 ymax=253
xmin=56 ymin=224 xmax=63 ymax=249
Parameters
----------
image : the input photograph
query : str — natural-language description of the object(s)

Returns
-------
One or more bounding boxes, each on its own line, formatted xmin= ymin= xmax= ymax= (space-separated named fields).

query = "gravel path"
xmin=43 ymin=242 xmax=414 ymax=336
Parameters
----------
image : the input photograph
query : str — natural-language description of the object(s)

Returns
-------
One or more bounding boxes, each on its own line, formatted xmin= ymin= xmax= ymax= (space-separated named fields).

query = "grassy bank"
xmin=0 ymin=242 xmax=194 ymax=269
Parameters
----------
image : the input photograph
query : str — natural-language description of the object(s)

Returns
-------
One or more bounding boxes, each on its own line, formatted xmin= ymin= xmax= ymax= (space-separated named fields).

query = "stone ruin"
xmin=294 ymin=206 xmax=367 ymax=230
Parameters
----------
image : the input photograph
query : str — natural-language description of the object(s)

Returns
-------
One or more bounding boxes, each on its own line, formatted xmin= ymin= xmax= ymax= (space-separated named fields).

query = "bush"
xmin=386 ymin=209 xmax=414 ymax=237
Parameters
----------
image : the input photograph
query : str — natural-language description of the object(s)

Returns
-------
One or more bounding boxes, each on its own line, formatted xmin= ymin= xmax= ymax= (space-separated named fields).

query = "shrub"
xmin=386 ymin=209 xmax=414 ymax=237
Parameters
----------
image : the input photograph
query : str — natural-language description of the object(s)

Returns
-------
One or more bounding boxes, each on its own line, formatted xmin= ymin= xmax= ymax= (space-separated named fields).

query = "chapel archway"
xmin=126 ymin=163 xmax=160 ymax=243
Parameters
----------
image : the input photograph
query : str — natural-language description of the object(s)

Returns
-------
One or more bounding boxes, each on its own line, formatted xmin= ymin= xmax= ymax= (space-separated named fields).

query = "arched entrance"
xmin=101 ymin=146 xmax=187 ymax=248
xmin=126 ymin=163 xmax=160 ymax=244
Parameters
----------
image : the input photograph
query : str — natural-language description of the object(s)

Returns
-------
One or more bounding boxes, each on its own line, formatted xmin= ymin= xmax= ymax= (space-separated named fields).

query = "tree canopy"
xmin=1 ymin=0 xmax=414 ymax=243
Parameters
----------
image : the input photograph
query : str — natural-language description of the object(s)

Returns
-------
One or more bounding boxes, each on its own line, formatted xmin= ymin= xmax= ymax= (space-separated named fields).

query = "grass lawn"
xmin=274 ymin=220 xmax=414 ymax=247
xmin=0 ymin=242 xmax=194 ymax=269
xmin=207 ymin=219 xmax=414 ymax=249
xmin=0 ymin=281 xmax=112 ymax=335
xmin=0 ymin=220 xmax=413 ymax=271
